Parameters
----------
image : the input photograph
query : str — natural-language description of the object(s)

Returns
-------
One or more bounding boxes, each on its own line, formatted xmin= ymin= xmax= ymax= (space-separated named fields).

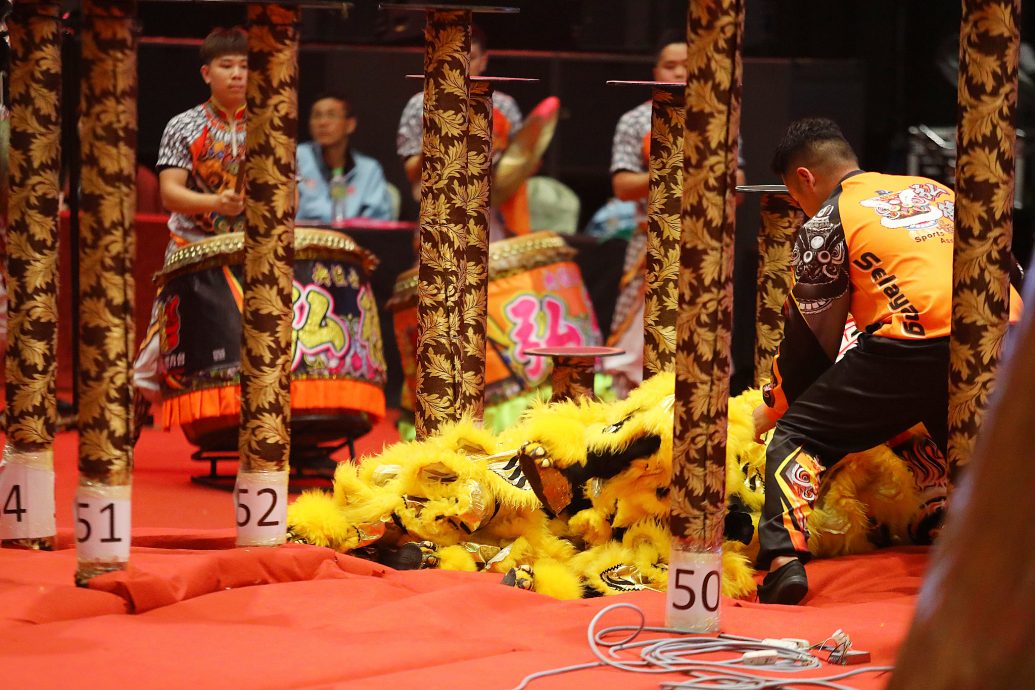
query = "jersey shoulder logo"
xmin=859 ymin=183 xmax=950 ymax=230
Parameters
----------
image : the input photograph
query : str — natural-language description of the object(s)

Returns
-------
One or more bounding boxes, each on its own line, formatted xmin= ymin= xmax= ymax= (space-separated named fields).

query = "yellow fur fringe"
xmin=286 ymin=374 xmax=931 ymax=602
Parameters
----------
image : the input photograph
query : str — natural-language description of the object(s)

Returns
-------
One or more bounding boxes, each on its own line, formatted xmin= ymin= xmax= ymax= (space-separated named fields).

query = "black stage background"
xmin=47 ymin=0 xmax=1035 ymax=399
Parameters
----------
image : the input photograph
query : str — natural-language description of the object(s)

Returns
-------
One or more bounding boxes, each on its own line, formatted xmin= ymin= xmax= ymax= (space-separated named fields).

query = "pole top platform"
xmin=736 ymin=184 xmax=790 ymax=194
xmin=525 ymin=346 xmax=625 ymax=359
xmin=139 ymin=0 xmax=352 ymax=7
xmin=380 ymin=3 xmax=518 ymax=13
xmin=405 ymin=74 xmax=539 ymax=83
xmin=606 ymin=80 xmax=684 ymax=88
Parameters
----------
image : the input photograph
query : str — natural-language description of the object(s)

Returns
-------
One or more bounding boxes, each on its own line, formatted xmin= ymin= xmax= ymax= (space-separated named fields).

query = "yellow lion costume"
xmin=288 ymin=373 xmax=942 ymax=600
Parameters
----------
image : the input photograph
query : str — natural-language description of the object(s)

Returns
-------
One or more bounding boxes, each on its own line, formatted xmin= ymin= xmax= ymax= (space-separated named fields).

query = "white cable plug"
xmin=741 ymin=650 xmax=781 ymax=665
xmin=761 ymin=637 xmax=810 ymax=651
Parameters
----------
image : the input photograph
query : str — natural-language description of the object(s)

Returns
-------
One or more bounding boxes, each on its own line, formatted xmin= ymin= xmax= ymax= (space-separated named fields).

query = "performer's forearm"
xmin=404 ymin=154 xmax=422 ymax=185
xmin=612 ymin=170 xmax=649 ymax=201
xmin=160 ymin=185 xmax=221 ymax=215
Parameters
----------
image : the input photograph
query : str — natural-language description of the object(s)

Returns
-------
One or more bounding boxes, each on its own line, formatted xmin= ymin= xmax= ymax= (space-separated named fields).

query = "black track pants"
xmin=756 ymin=335 xmax=950 ymax=570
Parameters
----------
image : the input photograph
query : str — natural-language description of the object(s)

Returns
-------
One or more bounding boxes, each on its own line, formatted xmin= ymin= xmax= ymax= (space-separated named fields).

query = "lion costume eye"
xmin=419 ymin=463 xmax=458 ymax=484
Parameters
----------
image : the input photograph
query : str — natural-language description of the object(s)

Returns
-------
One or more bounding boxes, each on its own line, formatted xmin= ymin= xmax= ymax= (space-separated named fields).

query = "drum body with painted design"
xmin=388 ymin=231 xmax=601 ymax=412
xmin=155 ymin=229 xmax=387 ymax=448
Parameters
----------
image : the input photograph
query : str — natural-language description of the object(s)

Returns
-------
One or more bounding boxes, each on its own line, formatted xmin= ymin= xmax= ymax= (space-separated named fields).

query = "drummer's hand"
xmin=215 ymin=190 xmax=245 ymax=216
xmin=752 ymin=404 xmax=776 ymax=443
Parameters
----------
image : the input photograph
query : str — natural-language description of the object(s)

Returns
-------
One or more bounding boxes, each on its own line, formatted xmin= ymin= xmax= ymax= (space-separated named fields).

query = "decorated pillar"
xmin=0 ymin=1 xmax=63 ymax=552
xmin=643 ymin=86 xmax=684 ymax=378
xmin=235 ymin=5 xmax=299 ymax=547
xmin=753 ymin=190 xmax=802 ymax=386
xmin=546 ymin=354 xmax=596 ymax=402
xmin=889 ymin=23 xmax=1030 ymax=674
xmin=947 ymin=0 xmax=1021 ymax=481
xmin=456 ymin=79 xmax=492 ymax=421
xmin=72 ymin=0 xmax=138 ymax=585
xmin=667 ymin=0 xmax=744 ymax=632
xmin=414 ymin=9 xmax=471 ymax=439
xmin=890 ymin=296 xmax=1035 ymax=690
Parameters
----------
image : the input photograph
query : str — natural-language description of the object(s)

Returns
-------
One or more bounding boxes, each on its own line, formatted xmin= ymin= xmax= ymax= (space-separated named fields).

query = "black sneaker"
xmin=757 ymin=559 xmax=809 ymax=605
xmin=378 ymin=541 xmax=439 ymax=570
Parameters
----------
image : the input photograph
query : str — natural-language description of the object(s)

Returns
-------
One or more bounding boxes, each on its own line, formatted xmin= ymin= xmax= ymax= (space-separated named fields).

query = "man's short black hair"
xmin=654 ymin=30 xmax=684 ymax=62
xmin=200 ymin=26 xmax=248 ymax=65
xmin=471 ymin=24 xmax=487 ymax=52
xmin=770 ymin=117 xmax=858 ymax=177
xmin=310 ymin=91 xmax=353 ymax=118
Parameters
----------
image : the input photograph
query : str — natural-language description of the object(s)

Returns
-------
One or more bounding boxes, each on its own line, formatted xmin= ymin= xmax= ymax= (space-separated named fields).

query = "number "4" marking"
xmin=3 ymin=484 xmax=26 ymax=523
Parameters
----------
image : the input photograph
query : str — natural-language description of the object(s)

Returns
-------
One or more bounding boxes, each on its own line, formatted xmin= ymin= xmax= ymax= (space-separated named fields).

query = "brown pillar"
xmin=753 ymin=192 xmax=803 ymax=387
xmin=549 ymin=355 xmax=596 ymax=403
xmin=891 ymin=4 xmax=1024 ymax=685
xmin=889 ymin=6 xmax=1029 ymax=671
xmin=1 ymin=1 xmax=63 ymax=552
xmin=72 ymin=0 xmax=138 ymax=585
xmin=236 ymin=5 xmax=299 ymax=547
xmin=643 ymin=86 xmax=684 ymax=378
xmin=946 ymin=0 xmax=1021 ymax=482
xmin=890 ymin=290 xmax=1035 ymax=689
xmin=414 ymin=9 xmax=471 ymax=440
xmin=667 ymin=0 xmax=744 ymax=631
xmin=456 ymin=79 xmax=492 ymax=421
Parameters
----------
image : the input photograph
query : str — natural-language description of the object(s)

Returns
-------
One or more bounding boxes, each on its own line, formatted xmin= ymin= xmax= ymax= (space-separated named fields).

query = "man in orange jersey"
xmin=752 ymin=118 xmax=1020 ymax=604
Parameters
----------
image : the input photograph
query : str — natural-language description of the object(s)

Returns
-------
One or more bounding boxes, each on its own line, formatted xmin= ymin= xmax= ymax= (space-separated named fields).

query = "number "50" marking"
xmin=671 ymin=568 xmax=720 ymax=612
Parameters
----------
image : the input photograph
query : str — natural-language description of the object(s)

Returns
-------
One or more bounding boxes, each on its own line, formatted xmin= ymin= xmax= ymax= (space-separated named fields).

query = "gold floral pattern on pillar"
xmin=671 ymin=0 xmax=744 ymax=549
xmin=5 ymin=2 xmax=62 ymax=452
xmin=643 ymin=86 xmax=684 ymax=378
xmin=457 ymin=80 xmax=492 ymax=421
xmin=415 ymin=10 xmax=471 ymax=439
xmin=550 ymin=356 xmax=595 ymax=403
xmin=239 ymin=5 xmax=299 ymax=470
xmin=948 ymin=0 xmax=1020 ymax=477
xmin=753 ymin=192 xmax=802 ymax=387
xmin=78 ymin=0 xmax=137 ymax=485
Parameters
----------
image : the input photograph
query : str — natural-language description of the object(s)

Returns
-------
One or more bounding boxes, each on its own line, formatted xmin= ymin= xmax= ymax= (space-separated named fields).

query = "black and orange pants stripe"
xmin=757 ymin=335 xmax=951 ymax=569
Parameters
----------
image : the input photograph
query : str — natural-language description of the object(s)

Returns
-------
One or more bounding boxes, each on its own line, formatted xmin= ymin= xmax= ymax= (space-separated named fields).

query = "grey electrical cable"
xmin=510 ymin=603 xmax=895 ymax=690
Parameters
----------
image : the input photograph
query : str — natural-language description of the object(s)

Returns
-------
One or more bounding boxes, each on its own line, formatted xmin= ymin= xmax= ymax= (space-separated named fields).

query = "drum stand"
xmin=525 ymin=346 xmax=624 ymax=403
xmin=190 ymin=444 xmax=351 ymax=493
xmin=189 ymin=413 xmax=369 ymax=493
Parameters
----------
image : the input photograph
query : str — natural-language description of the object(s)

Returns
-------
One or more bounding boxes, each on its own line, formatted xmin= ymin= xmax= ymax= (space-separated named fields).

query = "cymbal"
xmin=492 ymin=96 xmax=559 ymax=204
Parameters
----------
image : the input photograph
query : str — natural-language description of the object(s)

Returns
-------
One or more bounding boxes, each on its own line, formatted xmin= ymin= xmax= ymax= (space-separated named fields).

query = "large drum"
xmin=155 ymin=229 xmax=387 ymax=449
xmin=388 ymin=231 xmax=601 ymax=412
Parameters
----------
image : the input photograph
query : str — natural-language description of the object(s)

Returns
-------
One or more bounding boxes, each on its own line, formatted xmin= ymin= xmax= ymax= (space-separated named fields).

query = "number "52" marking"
xmin=235 ymin=487 xmax=280 ymax=527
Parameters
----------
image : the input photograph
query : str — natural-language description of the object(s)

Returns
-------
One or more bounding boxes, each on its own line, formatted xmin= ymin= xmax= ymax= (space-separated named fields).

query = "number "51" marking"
xmin=76 ymin=502 xmax=122 ymax=543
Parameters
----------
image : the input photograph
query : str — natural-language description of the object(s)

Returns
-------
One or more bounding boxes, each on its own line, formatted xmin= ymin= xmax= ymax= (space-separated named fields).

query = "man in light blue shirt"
xmin=297 ymin=92 xmax=395 ymax=223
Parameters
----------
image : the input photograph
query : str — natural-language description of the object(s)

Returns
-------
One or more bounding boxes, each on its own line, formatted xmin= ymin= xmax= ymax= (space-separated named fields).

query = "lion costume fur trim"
xmin=286 ymin=375 xmax=932 ymax=600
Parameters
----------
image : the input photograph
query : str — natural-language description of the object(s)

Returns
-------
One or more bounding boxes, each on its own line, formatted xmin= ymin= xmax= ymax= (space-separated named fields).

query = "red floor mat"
xmin=0 ymin=539 xmax=920 ymax=689
xmin=1 ymin=418 xmax=916 ymax=689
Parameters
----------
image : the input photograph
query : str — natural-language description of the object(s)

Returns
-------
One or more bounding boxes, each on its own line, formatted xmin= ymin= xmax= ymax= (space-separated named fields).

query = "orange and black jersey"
xmin=762 ymin=170 xmax=1023 ymax=421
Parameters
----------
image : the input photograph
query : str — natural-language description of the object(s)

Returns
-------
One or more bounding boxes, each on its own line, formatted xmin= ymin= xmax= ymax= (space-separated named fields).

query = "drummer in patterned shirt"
xmin=133 ymin=27 xmax=248 ymax=406
xmin=396 ymin=25 xmax=528 ymax=238
xmin=156 ymin=26 xmax=248 ymax=248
